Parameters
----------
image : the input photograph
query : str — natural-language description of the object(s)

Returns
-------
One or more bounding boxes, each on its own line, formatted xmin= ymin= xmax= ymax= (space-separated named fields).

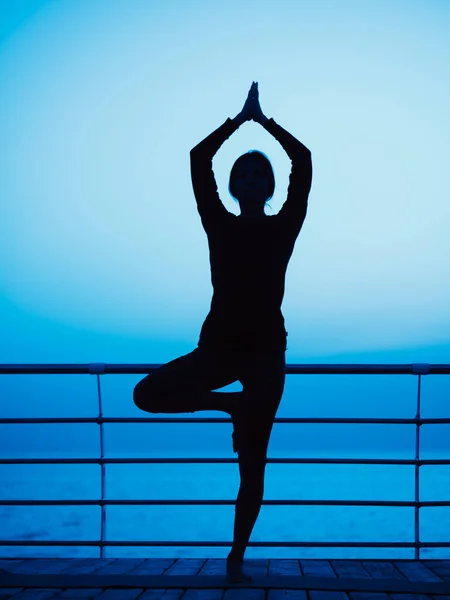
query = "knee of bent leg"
xmin=133 ymin=377 xmax=161 ymax=412
xmin=133 ymin=380 xmax=146 ymax=410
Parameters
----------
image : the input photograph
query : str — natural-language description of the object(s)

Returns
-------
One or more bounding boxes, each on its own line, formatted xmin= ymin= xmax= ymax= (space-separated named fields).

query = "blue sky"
xmin=0 ymin=0 xmax=449 ymax=366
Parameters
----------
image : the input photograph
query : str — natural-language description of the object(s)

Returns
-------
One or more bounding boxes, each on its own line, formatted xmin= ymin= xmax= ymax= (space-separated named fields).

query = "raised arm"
xmin=190 ymin=117 xmax=240 ymax=229
xmin=190 ymin=84 xmax=256 ymax=230
xmin=263 ymin=117 xmax=312 ymax=226
xmin=250 ymin=82 xmax=312 ymax=228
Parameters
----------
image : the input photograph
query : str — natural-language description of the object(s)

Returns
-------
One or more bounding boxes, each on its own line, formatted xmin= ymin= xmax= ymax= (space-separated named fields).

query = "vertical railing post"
xmin=414 ymin=374 xmax=421 ymax=560
xmin=89 ymin=363 xmax=107 ymax=559
xmin=412 ymin=363 xmax=429 ymax=560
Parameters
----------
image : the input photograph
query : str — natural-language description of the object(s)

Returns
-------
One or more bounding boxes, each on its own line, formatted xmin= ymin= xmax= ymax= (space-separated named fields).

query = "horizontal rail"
xmin=0 ymin=457 xmax=449 ymax=465
xmin=0 ymin=540 xmax=449 ymax=548
xmin=0 ymin=499 xmax=449 ymax=507
xmin=0 ymin=362 xmax=449 ymax=375
xmin=1 ymin=417 xmax=449 ymax=424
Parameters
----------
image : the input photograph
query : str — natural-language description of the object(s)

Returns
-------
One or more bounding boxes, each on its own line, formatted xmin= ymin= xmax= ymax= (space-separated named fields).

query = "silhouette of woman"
xmin=133 ymin=81 xmax=312 ymax=583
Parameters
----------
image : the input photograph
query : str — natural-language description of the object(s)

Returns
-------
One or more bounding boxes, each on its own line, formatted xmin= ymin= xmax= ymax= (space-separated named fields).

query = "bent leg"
xmin=133 ymin=346 xmax=240 ymax=415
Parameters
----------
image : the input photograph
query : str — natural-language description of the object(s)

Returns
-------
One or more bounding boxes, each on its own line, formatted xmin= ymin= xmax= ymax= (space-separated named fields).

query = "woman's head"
xmin=229 ymin=150 xmax=275 ymax=216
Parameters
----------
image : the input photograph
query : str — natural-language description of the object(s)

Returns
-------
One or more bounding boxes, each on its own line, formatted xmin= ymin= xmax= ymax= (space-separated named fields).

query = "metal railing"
xmin=0 ymin=361 xmax=449 ymax=559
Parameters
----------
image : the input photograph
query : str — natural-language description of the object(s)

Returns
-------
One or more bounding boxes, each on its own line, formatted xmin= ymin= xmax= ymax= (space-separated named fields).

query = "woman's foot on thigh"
xmin=227 ymin=392 xmax=245 ymax=454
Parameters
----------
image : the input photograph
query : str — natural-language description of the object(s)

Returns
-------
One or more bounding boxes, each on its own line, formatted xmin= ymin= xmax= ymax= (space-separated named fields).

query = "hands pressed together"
xmin=237 ymin=81 xmax=268 ymax=125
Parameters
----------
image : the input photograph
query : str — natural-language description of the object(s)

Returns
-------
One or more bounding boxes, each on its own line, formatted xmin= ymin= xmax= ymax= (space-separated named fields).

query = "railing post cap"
xmin=88 ymin=363 xmax=106 ymax=375
xmin=412 ymin=363 xmax=430 ymax=375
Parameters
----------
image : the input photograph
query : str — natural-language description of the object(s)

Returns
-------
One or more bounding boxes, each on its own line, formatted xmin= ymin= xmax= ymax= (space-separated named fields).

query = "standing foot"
xmin=226 ymin=557 xmax=252 ymax=583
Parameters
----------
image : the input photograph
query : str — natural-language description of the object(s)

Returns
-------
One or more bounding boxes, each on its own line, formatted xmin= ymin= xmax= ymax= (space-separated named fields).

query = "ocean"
xmin=1 ymin=453 xmax=449 ymax=560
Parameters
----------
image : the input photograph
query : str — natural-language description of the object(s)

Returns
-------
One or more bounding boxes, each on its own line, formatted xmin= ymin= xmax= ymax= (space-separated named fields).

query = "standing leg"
xmin=226 ymin=350 xmax=286 ymax=582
